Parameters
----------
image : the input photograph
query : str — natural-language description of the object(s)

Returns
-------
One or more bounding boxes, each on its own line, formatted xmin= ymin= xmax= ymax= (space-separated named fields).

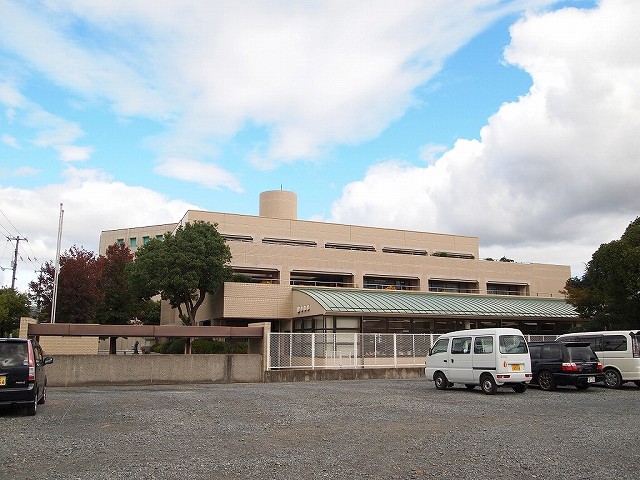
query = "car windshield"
xmin=566 ymin=345 xmax=598 ymax=362
xmin=499 ymin=335 xmax=528 ymax=354
xmin=0 ymin=342 xmax=28 ymax=367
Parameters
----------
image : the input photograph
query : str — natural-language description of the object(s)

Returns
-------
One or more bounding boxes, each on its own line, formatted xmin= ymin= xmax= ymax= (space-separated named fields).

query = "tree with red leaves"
xmin=29 ymin=246 xmax=100 ymax=323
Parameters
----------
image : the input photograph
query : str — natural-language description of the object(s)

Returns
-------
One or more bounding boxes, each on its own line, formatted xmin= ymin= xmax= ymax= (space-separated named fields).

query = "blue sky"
xmin=1 ymin=0 xmax=638 ymax=293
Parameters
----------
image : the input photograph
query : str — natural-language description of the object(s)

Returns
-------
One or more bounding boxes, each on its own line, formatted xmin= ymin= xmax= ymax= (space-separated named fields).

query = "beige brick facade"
xmin=99 ymin=191 xmax=573 ymax=333
xmin=20 ymin=317 xmax=98 ymax=354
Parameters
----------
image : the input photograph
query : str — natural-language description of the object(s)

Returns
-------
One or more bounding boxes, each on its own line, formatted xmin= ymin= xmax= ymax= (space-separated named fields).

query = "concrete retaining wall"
xmin=265 ymin=367 xmax=425 ymax=383
xmin=45 ymin=354 xmax=424 ymax=386
xmin=47 ymin=354 xmax=264 ymax=386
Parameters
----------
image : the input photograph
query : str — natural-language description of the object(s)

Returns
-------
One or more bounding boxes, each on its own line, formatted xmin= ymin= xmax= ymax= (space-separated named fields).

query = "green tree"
xmin=95 ymin=243 xmax=139 ymax=325
xmin=137 ymin=299 xmax=161 ymax=325
xmin=0 ymin=288 xmax=30 ymax=337
xmin=565 ymin=217 xmax=640 ymax=330
xmin=126 ymin=221 xmax=233 ymax=325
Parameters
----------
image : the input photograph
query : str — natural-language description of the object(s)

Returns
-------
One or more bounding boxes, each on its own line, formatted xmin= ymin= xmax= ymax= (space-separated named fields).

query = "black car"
xmin=528 ymin=341 xmax=604 ymax=391
xmin=0 ymin=338 xmax=53 ymax=415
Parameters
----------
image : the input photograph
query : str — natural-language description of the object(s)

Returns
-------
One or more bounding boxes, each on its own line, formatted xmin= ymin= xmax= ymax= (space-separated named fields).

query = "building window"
xmin=429 ymin=280 xmax=479 ymax=294
xmin=262 ymin=237 xmax=316 ymax=247
xmin=290 ymin=271 xmax=354 ymax=288
xmin=156 ymin=235 xmax=164 ymax=241
xmin=432 ymin=251 xmax=475 ymax=259
xmin=363 ymin=275 xmax=419 ymax=291
xmin=143 ymin=236 xmax=150 ymax=245
xmin=487 ymin=283 xmax=529 ymax=296
xmin=223 ymin=234 xmax=254 ymax=243
xmin=129 ymin=237 xmax=137 ymax=248
xmin=116 ymin=239 xmax=124 ymax=246
xmin=325 ymin=242 xmax=375 ymax=252
xmin=381 ymin=247 xmax=427 ymax=256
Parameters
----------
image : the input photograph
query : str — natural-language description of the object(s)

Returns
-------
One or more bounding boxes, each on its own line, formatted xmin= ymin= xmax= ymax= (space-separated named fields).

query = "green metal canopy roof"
xmin=293 ymin=287 xmax=577 ymax=318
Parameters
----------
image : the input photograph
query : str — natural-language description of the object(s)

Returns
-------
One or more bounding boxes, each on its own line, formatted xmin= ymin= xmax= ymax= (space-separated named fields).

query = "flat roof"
xmin=294 ymin=288 xmax=578 ymax=318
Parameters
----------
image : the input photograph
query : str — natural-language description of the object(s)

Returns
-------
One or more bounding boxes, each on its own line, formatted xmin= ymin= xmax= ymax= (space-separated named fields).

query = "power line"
xmin=0 ymin=208 xmax=41 ymax=280
xmin=0 ymin=208 xmax=21 ymax=236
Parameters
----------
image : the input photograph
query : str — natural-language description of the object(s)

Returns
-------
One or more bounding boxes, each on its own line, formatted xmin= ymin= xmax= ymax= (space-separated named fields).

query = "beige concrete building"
xmin=99 ymin=191 xmax=578 ymax=336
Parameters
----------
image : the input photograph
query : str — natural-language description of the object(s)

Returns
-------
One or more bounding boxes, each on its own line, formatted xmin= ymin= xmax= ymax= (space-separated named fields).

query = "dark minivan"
xmin=0 ymin=338 xmax=53 ymax=415
xmin=528 ymin=341 xmax=604 ymax=391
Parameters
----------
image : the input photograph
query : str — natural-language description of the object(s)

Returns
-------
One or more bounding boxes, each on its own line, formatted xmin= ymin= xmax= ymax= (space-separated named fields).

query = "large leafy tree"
xmin=127 ymin=221 xmax=233 ymax=325
xmin=565 ymin=217 xmax=640 ymax=330
xmin=29 ymin=243 xmax=161 ymax=325
xmin=95 ymin=243 xmax=161 ymax=325
xmin=95 ymin=243 xmax=139 ymax=325
xmin=29 ymin=246 xmax=100 ymax=323
xmin=0 ymin=288 xmax=30 ymax=337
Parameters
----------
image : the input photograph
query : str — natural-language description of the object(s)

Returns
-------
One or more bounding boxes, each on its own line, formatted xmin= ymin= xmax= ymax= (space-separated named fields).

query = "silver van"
xmin=556 ymin=330 xmax=640 ymax=388
xmin=425 ymin=327 xmax=532 ymax=394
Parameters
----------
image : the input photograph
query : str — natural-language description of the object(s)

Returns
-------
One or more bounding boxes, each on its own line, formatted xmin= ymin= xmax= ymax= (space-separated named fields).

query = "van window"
xmin=499 ymin=335 xmax=528 ymax=354
xmin=430 ymin=338 xmax=449 ymax=355
xmin=474 ymin=336 xmax=493 ymax=354
xmin=602 ymin=335 xmax=627 ymax=351
xmin=451 ymin=337 xmax=472 ymax=354
xmin=0 ymin=342 xmax=27 ymax=367
xmin=583 ymin=337 xmax=601 ymax=350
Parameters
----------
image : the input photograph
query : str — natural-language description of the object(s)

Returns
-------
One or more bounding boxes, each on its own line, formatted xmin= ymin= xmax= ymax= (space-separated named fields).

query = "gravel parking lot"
xmin=1 ymin=379 xmax=638 ymax=480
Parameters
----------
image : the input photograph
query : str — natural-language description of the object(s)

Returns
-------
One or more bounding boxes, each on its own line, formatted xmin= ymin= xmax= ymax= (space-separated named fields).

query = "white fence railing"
xmin=267 ymin=333 xmax=559 ymax=370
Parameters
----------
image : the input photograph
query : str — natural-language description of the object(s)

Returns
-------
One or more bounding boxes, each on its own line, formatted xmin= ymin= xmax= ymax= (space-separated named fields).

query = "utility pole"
xmin=6 ymin=236 xmax=27 ymax=290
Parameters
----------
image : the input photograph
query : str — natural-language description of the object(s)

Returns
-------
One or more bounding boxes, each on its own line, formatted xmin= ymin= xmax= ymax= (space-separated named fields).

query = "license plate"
xmin=588 ymin=376 xmax=595 ymax=383
xmin=0 ymin=375 xmax=5 ymax=386
xmin=511 ymin=364 xmax=521 ymax=371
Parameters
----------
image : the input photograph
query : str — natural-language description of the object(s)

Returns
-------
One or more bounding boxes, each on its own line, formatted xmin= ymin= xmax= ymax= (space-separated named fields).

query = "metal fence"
xmin=267 ymin=333 xmax=559 ymax=370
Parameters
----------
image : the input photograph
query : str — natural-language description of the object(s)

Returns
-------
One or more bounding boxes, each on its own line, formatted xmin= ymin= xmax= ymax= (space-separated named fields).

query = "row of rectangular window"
xmin=120 ymin=232 xmax=474 ymax=259
xmin=116 ymin=235 xmax=164 ymax=248
xmin=227 ymin=234 xmax=472 ymax=258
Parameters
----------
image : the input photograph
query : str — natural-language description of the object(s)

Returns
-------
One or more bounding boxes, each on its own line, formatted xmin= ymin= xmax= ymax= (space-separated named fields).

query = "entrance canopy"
xmin=293 ymin=287 xmax=577 ymax=319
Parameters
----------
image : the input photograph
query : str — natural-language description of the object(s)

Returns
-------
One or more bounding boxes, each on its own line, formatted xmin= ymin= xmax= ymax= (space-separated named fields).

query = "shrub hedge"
xmin=150 ymin=338 xmax=248 ymax=354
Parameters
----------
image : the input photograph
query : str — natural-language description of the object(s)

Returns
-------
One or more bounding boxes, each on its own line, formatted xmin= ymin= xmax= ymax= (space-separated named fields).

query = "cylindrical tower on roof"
xmin=259 ymin=190 xmax=297 ymax=220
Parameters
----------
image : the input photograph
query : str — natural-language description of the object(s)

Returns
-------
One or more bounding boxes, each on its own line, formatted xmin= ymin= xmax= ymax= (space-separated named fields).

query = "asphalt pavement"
xmin=1 ymin=379 xmax=638 ymax=479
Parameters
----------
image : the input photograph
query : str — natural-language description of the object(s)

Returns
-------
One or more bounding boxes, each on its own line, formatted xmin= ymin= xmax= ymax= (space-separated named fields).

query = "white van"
xmin=556 ymin=330 xmax=640 ymax=388
xmin=425 ymin=327 xmax=532 ymax=394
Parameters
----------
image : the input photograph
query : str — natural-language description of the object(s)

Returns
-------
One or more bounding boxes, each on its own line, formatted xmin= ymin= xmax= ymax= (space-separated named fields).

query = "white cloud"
xmin=1 ymin=134 xmax=19 ymax=148
xmin=0 ymin=0 xmax=556 ymax=177
xmin=58 ymin=145 xmax=94 ymax=162
xmin=0 ymin=81 xmax=25 ymax=108
xmin=154 ymin=157 xmax=243 ymax=193
xmin=12 ymin=166 xmax=39 ymax=177
xmin=0 ymin=167 xmax=197 ymax=292
xmin=0 ymin=81 xmax=95 ymax=162
xmin=329 ymin=0 xmax=640 ymax=277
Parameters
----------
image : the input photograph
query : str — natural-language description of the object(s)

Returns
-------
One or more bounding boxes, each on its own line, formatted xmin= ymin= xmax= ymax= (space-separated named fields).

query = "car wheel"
xmin=604 ymin=368 xmax=622 ymax=389
xmin=434 ymin=372 xmax=449 ymax=390
xmin=38 ymin=384 xmax=47 ymax=405
xmin=537 ymin=371 xmax=556 ymax=391
xmin=512 ymin=384 xmax=527 ymax=393
xmin=464 ymin=384 xmax=475 ymax=390
xmin=26 ymin=396 xmax=37 ymax=416
xmin=480 ymin=374 xmax=497 ymax=395
xmin=575 ymin=384 xmax=590 ymax=390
